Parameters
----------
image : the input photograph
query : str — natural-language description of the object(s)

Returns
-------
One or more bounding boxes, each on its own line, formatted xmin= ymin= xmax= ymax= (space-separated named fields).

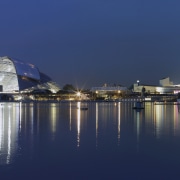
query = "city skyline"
xmin=0 ymin=0 xmax=180 ymax=88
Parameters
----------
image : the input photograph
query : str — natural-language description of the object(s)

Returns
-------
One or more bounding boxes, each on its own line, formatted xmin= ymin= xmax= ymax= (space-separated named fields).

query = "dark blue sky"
xmin=0 ymin=0 xmax=180 ymax=88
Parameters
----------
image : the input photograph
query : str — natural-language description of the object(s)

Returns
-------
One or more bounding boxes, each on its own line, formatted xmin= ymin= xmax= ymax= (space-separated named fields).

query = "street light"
xmin=137 ymin=80 xmax=140 ymax=86
xmin=77 ymin=92 xmax=81 ymax=97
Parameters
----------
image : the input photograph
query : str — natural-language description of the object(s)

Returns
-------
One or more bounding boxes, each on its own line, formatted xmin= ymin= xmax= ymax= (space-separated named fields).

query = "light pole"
xmin=137 ymin=80 xmax=140 ymax=86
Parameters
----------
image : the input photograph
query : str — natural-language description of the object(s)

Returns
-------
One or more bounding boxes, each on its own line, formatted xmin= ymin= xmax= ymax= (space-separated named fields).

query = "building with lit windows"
xmin=0 ymin=56 xmax=60 ymax=94
xmin=91 ymin=84 xmax=127 ymax=100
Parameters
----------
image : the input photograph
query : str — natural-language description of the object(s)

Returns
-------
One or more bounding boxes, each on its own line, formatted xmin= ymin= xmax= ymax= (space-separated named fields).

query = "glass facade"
xmin=0 ymin=56 xmax=60 ymax=93
xmin=0 ymin=57 xmax=19 ymax=92
xmin=13 ymin=59 xmax=40 ymax=80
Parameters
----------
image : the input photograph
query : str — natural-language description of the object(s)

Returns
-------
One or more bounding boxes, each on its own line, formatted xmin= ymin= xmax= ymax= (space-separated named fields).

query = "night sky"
xmin=0 ymin=0 xmax=180 ymax=89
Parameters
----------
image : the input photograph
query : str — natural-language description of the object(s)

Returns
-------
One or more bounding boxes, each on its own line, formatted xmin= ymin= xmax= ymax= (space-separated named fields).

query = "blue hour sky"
xmin=0 ymin=0 xmax=180 ymax=89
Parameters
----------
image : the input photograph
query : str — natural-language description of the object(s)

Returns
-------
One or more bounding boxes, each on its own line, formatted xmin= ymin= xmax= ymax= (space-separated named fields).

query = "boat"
xmin=133 ymin=101 xmax=144 ymax=110
xmin=77 ymin=107 xmax=88 ymax=110
xmin=133 ymin=106 xmax=144 ymax=109
xmin=80 ymin=107 xmax=88 ymax=110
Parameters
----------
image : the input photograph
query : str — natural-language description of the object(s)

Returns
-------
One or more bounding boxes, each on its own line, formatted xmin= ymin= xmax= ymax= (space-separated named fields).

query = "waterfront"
xmin=0 ymin=101 xmax=180 ymax=179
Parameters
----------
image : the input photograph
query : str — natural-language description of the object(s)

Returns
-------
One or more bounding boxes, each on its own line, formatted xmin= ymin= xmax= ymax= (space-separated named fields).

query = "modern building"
xmin=0 ymin=56 xmax=60 ymax=94
xmin=133 ymin=77 xmax=180 ymax=94
xmin=159 ymin=77 xmax=173 ymax=87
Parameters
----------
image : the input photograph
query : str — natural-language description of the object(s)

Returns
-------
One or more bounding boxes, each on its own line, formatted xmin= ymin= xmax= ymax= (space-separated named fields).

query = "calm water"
xmin=0 ymin=101 xmax=180 ymax=180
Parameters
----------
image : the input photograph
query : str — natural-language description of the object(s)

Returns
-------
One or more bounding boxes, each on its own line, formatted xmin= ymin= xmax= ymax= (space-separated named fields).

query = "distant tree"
xmin=63 ymin=84 xmax=76 ymax=91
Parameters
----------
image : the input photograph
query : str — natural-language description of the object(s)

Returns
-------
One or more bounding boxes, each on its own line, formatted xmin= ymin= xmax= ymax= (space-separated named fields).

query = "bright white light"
xmin=156 ymin=87 xmax=163 ymax=94
xmin=174 ymin=90 xmax=180 ymax=94
xmin=77 ymin=92 xmax=81 ymax=96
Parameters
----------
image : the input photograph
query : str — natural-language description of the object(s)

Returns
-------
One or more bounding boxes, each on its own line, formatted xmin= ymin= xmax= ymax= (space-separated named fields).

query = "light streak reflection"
xmin=30 ymin=103 xmax=34 ymax=135
xmin=154 ymin=105 xmax=164 ymax=139
xmin=118 ymin=102 xmax=121 ymax=145
xmin=19 ymin=102 xmax=22 ymax=131
xmin=0 ymin=103 xmax=19 ymax=165
xmin=70 ymin=102 xmax=72 ymax=131
xmin=136 ymin=111 xmax=140 ymax=152
xmin=96 ymin=103 xmax=98 ymax=148
xmin=50 ymin=103 xmax=57 ymax=140
xmin=0 ymin=104 xmax=4 ymax=154
xmin=174 ymin=105 xmax=179 ymax=136
xmin=77 ymin=102 xmax=81 ymax=147
xmin=7 ymin=107 xmax=11 ymax=164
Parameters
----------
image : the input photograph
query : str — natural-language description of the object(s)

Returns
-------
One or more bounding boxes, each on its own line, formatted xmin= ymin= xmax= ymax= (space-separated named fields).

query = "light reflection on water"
xmin=77 ymin=102 xmax=81 ymax=147
xmin=1 ymin=101 xmax=180 ymax=179
xmin=0 ymin=103 xmax=20 ymax=165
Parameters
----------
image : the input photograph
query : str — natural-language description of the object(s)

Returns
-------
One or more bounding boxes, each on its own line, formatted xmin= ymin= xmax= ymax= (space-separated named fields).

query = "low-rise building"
xmin=91 ymin=84 xmax=127 ymax=100
xmin=133 ymin=77 xmax=180 ymax=95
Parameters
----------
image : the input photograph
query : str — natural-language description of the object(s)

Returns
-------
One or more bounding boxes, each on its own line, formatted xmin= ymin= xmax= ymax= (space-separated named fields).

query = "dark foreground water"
xmin=0 ymin=101 xmax=180 ymax=180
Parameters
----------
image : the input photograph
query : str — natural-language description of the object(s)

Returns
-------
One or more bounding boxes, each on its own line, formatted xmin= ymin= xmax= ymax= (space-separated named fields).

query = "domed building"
xmin=0 ymin=56 xmax=60 ymax=94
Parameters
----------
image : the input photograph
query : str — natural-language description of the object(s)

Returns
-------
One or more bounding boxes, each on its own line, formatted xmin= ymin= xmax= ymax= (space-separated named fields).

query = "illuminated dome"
xmin=0 ymin=56 xmax=60 ymax=93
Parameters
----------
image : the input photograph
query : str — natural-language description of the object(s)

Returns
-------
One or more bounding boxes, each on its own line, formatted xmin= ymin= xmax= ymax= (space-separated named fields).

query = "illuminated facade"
xmin=0 ymin=56 xmax=60 ymax=93
xmin=91 ymin=84 xmax=127 ymax=100
xmin=133 ymin=77 xmax=180 ymax=94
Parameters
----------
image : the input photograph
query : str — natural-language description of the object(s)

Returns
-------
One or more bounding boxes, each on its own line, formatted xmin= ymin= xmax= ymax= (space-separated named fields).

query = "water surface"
xmin=0 ymin=101 xmax=180 ymax=179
